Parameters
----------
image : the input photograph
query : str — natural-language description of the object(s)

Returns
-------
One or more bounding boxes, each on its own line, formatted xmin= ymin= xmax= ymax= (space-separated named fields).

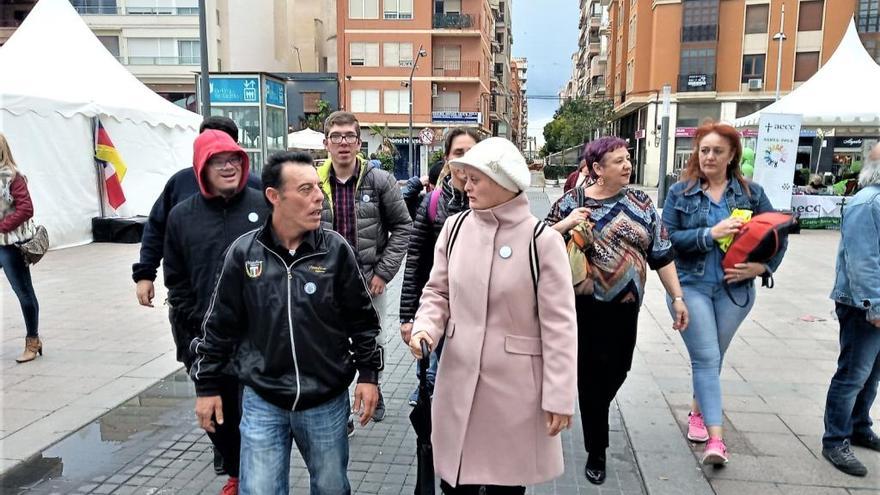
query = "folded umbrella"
xmin=410 ymin=339 xmax=435 ymax=495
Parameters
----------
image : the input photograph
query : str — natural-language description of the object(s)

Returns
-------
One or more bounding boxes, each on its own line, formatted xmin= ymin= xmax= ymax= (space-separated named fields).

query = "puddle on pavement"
xmin=1 ymin=370 xmax=195 ymax=492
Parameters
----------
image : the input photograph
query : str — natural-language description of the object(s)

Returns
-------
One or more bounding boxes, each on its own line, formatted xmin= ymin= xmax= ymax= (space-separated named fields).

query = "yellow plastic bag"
xmin=717 ymin=208 xmax=753 ymax=252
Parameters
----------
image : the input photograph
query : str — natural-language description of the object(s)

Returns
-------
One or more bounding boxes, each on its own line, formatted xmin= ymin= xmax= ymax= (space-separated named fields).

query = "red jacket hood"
xmin=192 ymin=129 xmax=250 ymax=198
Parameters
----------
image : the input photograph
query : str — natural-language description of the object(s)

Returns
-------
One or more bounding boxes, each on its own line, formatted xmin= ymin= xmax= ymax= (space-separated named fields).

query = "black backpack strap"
xmin=446 ymin=210 xmax=472 ymax=259
xmin=529 ymin=220 xmax=547 ymax=302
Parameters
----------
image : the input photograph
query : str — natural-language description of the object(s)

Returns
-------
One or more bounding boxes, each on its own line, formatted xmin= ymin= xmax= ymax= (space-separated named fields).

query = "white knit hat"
xmin=448 ymin=137 xmax=530 ymax=193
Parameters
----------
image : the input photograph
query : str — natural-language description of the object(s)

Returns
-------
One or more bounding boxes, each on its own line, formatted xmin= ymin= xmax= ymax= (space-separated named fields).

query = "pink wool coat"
xmin=414 ymin=193 xmax=578 ymax=487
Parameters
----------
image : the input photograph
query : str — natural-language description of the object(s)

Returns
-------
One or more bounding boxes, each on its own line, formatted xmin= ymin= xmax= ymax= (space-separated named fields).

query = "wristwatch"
xmin=671 ymin=296 xmax=685 ymax=303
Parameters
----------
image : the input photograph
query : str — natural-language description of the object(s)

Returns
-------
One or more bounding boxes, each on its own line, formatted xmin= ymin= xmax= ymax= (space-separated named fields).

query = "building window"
xmin=798 ymin=0 xmax=824 ymax=31
xmin=735 ymin=100 xmax=772 ymax=119
xmin=302 ymin=92 xmax=323 ymax=113
xmin=435 ymin=91 xmax=461 ymax=112
xmin=383 ymin=42 xmax=414 ymax=67
xmin=433 ymin=45 xmax=461 ymax=70
xmin=128 ymin=37 xmax=177 ymax=64
xmin=350 ymin=42 xmax=379 ymax=66
xmin=628 ymin=15 xmax=637 ymax=46
xmin=864 ymin=38 xmax=880 ymax=63
xmin=679 ymin=47 xmax=716 ymax=91
xmin=741 ymin=54 xmax=765 ymax=83
xmin=178 ymin=40 xmax=200 ymax=65
xmin=858 ymin=0 xmax=880 ymax=32
xmin=70 ymin=0 xmax=118 ymax=15
xmin=794 ymin=51 xmax=820 ymax=81
xmin=383 ymin=89 xmax=410 ymax=114
xmin=351 ymin=89 xmax=380 ymax=113
xmin=97 ymin=35 xmax=120 ymax=57
xmin=349 ymin=0 xmax=379 ymax=19
xmin=443 ymin=0 xmax=461 ymax=14
xmin=383 ymin=0 xmax=413 ymax=19
xmin=744 ymin=4 xmax=769 ymax=34
xmin=626 ymin=60 xmax=634 ymax=92
xmin=681 ymin=0 xmax=719 ymax=42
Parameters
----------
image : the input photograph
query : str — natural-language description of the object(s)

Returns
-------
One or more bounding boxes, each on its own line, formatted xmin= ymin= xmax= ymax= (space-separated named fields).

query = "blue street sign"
xmin=209 ymin=78 xmax=260 ymax=103
xmin=266 ymin=79 xmax=286 ymax=107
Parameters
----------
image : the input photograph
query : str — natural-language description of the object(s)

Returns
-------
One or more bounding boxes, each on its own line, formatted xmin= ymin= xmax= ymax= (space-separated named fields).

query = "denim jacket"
xmin=662 ymin=178 xmax=786 ymax=282
xmin=830 ymin=185 xmax=880 ymax=320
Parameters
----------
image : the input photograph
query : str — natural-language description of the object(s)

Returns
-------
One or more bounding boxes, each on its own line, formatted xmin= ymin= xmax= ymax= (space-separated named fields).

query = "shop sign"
xmin=432 ymin=111 xmax=481 ymax=124
xmin=634 ymin=129 xmax=646 ymax=140
xmin=209 ymin=77 xmax=260 ymax=104
xmin=265 ymin=79 xmax=286 ymax=107
xmin=835 ymin=137 xmax=864 ymax=148
xmin=754 ymin=113 xmax=803 ymax=210
xmin=675 ymin=127 xmax=696 ymax=137
xmin=388 ymin=137 xmax=420 ymax=145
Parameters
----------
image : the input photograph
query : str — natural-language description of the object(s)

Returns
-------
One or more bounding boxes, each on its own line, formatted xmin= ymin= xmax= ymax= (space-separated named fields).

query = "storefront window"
xmin=265 ymin=107 xmax=287 ymax=154
xmin=676 ymin=102 xmax=721 ymax=128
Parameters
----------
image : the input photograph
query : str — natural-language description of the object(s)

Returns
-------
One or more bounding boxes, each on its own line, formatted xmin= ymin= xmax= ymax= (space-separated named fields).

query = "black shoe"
xmin=851 ymin=430 xmax=880 ymax=452
xmin=213 ymin=445 xmax=227 ymax=475
xmin=585 ymin=451 xmax=607 ymax=485
xmin=372 ymin=390 xmax=386 ymax=422
xmin=822 ymin=441 xmax=868 ymax=477
xmin=347 ymin=417 xmax=355 ymax=438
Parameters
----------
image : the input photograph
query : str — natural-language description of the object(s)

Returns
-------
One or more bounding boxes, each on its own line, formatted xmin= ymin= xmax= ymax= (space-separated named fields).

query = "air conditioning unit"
xmin=747 ymin=78 xmax=763 ymax=90
xmin=432 ymin=83 xmax=439 ymax=97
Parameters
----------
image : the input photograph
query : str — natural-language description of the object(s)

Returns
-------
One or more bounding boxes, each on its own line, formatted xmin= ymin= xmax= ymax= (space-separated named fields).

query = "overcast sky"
xmin=511 ymin=0 xmax=579 ymax=148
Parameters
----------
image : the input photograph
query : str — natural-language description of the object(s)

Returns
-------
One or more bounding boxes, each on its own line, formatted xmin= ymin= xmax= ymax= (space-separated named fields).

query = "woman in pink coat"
xmin=410 ymin=137 xmax=578 ymax=494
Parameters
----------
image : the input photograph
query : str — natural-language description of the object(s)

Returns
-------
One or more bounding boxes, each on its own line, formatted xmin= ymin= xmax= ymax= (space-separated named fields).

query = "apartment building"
xmin=3 ymin=0 xmax=336 ymax=111
xmin=488 ymin=0 xmax=514 ymax=139
xmin=512 ymin=56 xmax=528 ymax=151
xmin=337 ymin=0 xmax=497 ymax=173
xmin=561 ymin=0 xmax=608 ymax=101
xmin=602 ymin=0 xmax=880 ymax=187
xmin=510 ymin=57 xmax=522 ymax=147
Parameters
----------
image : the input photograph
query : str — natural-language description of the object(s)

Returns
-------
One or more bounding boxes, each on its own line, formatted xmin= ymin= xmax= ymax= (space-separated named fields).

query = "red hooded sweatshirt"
xmin=192 ymin=129 xmax=250 ymax=199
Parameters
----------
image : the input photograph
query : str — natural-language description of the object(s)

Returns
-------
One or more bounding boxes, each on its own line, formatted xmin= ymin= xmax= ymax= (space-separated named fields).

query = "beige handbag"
xmin=15 ymin=221 xmax=49 ymax=265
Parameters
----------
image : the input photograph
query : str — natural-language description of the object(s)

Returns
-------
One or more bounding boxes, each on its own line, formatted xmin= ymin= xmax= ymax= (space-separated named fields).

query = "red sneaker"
xmin=220 ymin=476 xmax=239 ymax=495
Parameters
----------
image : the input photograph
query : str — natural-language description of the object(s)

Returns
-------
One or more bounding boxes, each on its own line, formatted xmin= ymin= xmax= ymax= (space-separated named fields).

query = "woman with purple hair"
xmin=545 ymin=136 xmax=689 ymax=485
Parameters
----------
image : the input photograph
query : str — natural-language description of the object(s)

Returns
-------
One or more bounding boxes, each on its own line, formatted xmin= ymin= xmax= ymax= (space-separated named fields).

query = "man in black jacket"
xmin=133 ymin=116 xmax=261 ymax=308
xmin=191 ymin=151 xmax=382 ymax=494
xmin=164 ymin=129 xmax=269 ymax=494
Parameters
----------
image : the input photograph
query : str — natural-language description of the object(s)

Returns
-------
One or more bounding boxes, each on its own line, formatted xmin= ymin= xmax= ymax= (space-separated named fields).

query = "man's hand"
xmin=136 ymin=280 xmax=155 ymax=307
xmin=419 ymin=175 xmax=430 ymax=187
xmin=409 ymin=331 xmax=434 ymax=359
xmin=195 ymin=396 xmax=223 ymax=433
xmin=353 ymin=383 xmax=379 ymax=426
xmin=545 ymin=412 xmax=572 ymax=436
xmin=400 ymin=322 xmax=414 ymax=344
xmin=369 ymin=275 xmax=386 ymax=296
xmin=723 ymin=262 xmax=766 ymax=283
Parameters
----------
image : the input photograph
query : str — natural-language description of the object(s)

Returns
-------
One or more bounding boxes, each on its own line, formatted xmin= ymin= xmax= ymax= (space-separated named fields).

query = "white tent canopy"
xmin=287 ymin=128 xmax=326 ymax=150
xmin=735 ymin=19 xmax=880 ymax=128
xmin=0 ymin=0 xmax=201 ymax=247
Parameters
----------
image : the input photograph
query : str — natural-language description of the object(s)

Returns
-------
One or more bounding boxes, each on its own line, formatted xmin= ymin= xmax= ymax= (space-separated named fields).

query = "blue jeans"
xmin=668 ymin=282 xmax=755 ymax=427
xmin=0 ymin=245 xmax=39 ymax=337
xmin=823 ymin=303 xmax=880 ymax=449
xmin=239 ymin=387 xmax=351 ymax=495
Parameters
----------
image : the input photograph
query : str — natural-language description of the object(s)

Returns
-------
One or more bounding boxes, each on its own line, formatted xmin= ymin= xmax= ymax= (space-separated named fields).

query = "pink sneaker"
xmin=701 ymin=437 xmax=729 ymax=465
xmin=687 ymin=412 xmax=709 ymax=442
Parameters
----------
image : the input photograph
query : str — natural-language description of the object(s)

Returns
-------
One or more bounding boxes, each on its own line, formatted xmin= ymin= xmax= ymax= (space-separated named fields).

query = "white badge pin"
xmin=499 ymin=246 xmax=512 ymax=259
xmin=248 ymin=212 xmax=259 ymax=223
xmin=304 ymin=282 xmax=317 ymax=295
xmin=362 ymin=194 xmax=370 ymax=202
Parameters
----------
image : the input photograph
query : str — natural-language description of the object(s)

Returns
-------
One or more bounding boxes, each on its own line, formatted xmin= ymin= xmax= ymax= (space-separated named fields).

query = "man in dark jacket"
xmin=400 ymin=161 xmax=444 ymax=220
xmin=317 ymin=111 xmax=412 ymax=422
xmin=133 ymin=116 xmax=261 ymax=308
xmin=164 ymin=129 xmax=269 ymax=494
xmin=192 ymin=151 xmax=383 ymax=494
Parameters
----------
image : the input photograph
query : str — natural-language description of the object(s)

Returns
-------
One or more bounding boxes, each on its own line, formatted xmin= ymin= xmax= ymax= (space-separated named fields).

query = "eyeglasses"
xmin=327 ymin=134 xmax=360 ymax=145
xmin=208 ymin=155 xmax=243 ymax=169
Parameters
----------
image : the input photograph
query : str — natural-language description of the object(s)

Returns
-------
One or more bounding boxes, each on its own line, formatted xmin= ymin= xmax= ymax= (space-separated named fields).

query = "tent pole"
xmin=93 ymin=117 xmax=106 ymax=218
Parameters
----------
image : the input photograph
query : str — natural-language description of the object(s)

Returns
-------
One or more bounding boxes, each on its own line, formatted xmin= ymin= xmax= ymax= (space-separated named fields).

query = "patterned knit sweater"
xmin=545 ymin=187 xmax=673 ymax=304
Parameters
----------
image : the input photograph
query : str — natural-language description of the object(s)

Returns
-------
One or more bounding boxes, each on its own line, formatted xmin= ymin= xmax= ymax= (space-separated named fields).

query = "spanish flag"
xmin=95 ymin=120 xmax=127 ymax=209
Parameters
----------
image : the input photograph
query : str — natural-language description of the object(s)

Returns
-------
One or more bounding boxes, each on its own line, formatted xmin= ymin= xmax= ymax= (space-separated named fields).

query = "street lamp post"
xmin=408 ymin=45 xmax=428 ymax=177
xmin=773 ymin=4 xmax=787 ymax=101
xmin=657 ymin=84 xmax=672 ymax=206
xmin=198 ymin=0 xmax=211 ymax=116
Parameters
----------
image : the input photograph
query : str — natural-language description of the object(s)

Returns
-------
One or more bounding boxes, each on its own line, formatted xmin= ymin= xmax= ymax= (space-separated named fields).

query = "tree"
xmin=541 ymin=97 xmax=613 ymax=156
xmin=300 ymin=99 xmax=333 ymax=132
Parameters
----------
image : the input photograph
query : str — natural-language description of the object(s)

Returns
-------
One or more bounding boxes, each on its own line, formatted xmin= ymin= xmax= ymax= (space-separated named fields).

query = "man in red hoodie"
xmin=163 ymin=130 xmax=269 ymax=495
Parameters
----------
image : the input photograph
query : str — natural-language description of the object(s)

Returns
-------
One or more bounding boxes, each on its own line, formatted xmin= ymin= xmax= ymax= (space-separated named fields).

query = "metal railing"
xmin=433 ymin=13 xmax=475 ymax=29
xmin=73 ymin=6 xmax=198 ymax=15
xmin=432 ymin=60 xmax=481 ymax=77
xmin=120 ymin=56 xmax=200 ymax=65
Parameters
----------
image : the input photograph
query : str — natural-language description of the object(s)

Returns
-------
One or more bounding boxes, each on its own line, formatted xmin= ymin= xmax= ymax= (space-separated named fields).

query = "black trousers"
xmin=440 ymin=480 xmax=525 ymax=495
xmin=204 ymin=374 xmax=242 ymax=478
xmin=576 ymin=296 xmax=639 ymax=454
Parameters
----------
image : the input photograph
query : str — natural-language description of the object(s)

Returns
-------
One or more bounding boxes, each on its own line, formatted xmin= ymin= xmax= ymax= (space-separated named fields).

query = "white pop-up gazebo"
xmin=735 ymin=19 xmax=880 ymax=129
xmin=287 ymin=128 xmax=326 ymax=150
xmin=0 ymin=0 xmax=201 ymax=248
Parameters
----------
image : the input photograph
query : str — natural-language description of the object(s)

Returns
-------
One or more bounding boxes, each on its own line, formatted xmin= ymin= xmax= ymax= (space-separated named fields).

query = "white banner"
xmin=753 ymin=113 xmax=803 ymax=210
xmin=790 ymin=195 xmax=846 ymax=229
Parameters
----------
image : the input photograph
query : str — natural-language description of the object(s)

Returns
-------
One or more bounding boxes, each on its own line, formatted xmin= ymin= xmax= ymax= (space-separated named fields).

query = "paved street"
xmin=1 ymin=186 xmax=879 ymax=495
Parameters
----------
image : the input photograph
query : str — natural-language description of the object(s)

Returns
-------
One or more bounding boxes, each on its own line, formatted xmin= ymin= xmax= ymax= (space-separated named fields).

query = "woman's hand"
xmin=671 ymin=299 xmax=689 ymax=332
xmin=562 ymin=207 xmax=589 ymax=232
xmin=724 ymin=262 xmax=766 ymax=283
xmin=400 ymin=322 xmax=413 ymax=344
xmin=710 ymin=218 xmax=743 ymax=240
xmin=409 ymin=331 xmax=434 ymax=359
xmin=545 ymin=412 xmax=572 ymax=436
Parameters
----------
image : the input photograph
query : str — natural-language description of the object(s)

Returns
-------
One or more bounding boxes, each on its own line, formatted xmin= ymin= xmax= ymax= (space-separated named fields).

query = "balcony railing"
xmin=433 ymin=13 xmax=474 ymax=29
xmin=73 ymin=6 xmax=198 ymax=15
xmin=681 ymin=24 xmax=718 ymax=42
xmin=677 ymin=73 xmax=716 ymax=92
xmin=120 ymin=56 xmax=200 ymax=65
xmin=432 ymin=60 xmax=481 ymax=78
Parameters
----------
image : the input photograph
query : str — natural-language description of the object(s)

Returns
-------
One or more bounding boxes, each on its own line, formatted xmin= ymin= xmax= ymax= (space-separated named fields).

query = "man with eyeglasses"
xmin=317 ymin=111 xmax=412 ymax=427
xmin=163 ymin=129 xmax=270 ymax=495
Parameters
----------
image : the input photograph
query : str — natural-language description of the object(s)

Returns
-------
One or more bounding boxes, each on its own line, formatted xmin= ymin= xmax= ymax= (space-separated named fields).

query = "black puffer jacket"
xmin=190 ymin=222 xmax=384 ymax=411
xmin=318 ymin=158 xmax=412 ymax=282
xmin=399 ymin=175 xmax=469 ymax=321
